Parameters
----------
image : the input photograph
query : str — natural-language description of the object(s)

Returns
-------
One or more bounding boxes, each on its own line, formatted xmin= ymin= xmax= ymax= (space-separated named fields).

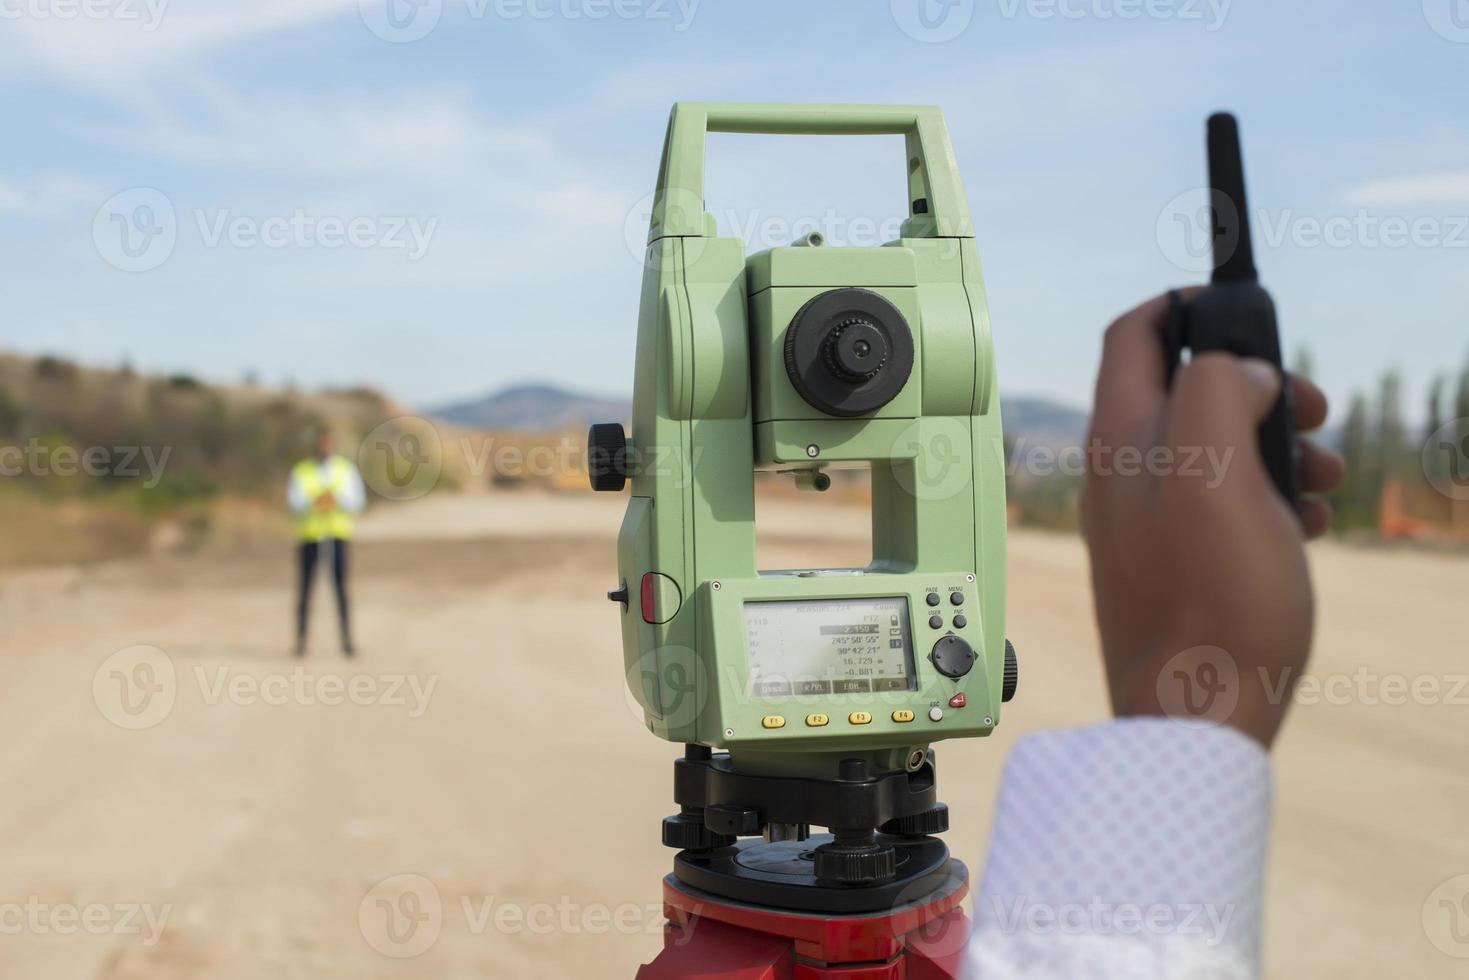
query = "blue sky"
xmin=2 ymin=0 xmax=1466 ymax=420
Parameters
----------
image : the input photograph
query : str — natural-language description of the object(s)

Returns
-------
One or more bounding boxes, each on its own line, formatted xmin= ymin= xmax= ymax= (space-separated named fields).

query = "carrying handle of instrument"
xmin=648 ymin=102 xmax=973 ymax=243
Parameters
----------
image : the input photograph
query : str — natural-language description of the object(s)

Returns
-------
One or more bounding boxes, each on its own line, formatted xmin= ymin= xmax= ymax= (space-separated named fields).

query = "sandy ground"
xmin=1 ymin=492 xmax=1466 ymax=978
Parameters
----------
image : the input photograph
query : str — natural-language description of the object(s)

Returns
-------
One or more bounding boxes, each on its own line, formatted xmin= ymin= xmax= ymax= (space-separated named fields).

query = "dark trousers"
xmin=296 ymin=538 xmax=351 ymax=649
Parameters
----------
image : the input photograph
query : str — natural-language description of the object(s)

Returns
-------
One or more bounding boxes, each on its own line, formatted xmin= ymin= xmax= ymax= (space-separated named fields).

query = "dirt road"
xmin=1 ymin=493 xmax=1464 ymax=977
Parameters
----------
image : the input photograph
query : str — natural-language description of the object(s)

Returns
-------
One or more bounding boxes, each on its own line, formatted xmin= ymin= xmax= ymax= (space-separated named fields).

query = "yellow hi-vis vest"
xmin=292 ymin=456 xmax=357 ymax=542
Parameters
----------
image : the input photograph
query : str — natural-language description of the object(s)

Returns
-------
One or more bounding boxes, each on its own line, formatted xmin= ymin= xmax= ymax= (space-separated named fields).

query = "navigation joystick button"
xmin=929 ymin=635 xmax=976 ymax=679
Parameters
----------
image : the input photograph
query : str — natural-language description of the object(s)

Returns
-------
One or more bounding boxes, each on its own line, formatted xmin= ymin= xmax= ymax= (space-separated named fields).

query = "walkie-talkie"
xmin=1165 ymin=112 xmax=1301 ymax=507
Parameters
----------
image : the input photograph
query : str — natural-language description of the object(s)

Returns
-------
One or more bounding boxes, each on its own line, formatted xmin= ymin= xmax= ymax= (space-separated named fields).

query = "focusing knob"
xmin=1003 ymin=639 xmax=1019 ymax=702
xmin=587 ymin=423 xmax=628 ymax=492
xmin=784 ymin=287 xmax=914 ymax=417
xmin=824 ymin=318 xmax=888 ymax=382
xmin=929 ymin=634 xmax=976 ymax=680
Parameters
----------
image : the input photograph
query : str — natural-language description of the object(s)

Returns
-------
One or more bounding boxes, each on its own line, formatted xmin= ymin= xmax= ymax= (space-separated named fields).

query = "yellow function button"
xmin=761 ymin=715 xmax=786 ymax=729
xmin=848 ymin=711 xmax=873 ymax=725
xmin=892 ymin=709 xmax=916 ymax=723
xmin=805 ymin=713 xmax=830 ymax=727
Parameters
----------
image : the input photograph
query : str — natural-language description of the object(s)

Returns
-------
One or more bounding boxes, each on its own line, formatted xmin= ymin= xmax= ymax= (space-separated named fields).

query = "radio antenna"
xmin=1207 ymin=112 xmax=1257 ymax=284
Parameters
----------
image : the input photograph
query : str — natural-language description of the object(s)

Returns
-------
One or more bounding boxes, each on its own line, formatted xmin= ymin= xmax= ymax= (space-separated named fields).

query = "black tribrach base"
xmin=661 ymin=745 xmax=955 ymax=912
xmin=673 ymin=835 xmax=953 ymax=914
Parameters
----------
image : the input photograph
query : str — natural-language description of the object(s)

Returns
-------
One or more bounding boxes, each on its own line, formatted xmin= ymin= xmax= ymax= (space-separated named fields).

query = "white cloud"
xmin=1342 ymin=172 xmax=1469 ymax=208
xmin=0 ymin=0 xmax=358 ymax=89
xmin=0 ymin=174 xmax=107 ymax=215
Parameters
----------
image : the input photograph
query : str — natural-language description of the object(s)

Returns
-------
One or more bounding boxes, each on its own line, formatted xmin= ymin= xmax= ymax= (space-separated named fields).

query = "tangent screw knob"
xmin=587 ymin=423 xmax=629 ymax=492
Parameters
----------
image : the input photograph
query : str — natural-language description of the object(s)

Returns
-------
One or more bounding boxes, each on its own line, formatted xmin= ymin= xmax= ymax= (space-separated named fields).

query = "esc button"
xmin=892 ymin=709 xmax=915 ymax=723
xmin=761 ymin=715 xmax=786 ymax=729
xmin=805 ymin=713 xmax=829 ymax=727
xmin=848 ymin=711 xmax=873 ymax=725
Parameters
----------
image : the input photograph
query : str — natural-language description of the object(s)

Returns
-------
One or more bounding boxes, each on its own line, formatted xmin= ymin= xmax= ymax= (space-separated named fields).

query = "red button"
xmin=640 ymin=572 xmax=657 ymax=623
xmin=947 ymin=692 xmax=966 ymax=708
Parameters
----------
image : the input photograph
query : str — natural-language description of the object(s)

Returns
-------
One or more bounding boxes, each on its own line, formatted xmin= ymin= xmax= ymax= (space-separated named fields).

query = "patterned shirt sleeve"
xmin=965 ymin=718 xmax=1272 ymax=979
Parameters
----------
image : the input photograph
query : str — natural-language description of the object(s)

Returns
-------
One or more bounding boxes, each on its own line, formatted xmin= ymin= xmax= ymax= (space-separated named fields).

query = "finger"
xmin=1168 ymin=353 xmax=1283 ymax=457
xmin=1299 ymin=497 xmax=1334 ymax=539
xmin=1290 ymin=374 xmax=1329 ymax=433
xmin=1298 ymin=437 xmax=1345 ymax=495
xmin=1090 ymin=288 xmax=1202 ymax=447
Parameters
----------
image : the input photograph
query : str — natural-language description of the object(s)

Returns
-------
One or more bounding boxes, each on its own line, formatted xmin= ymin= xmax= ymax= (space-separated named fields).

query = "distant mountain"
xmin=1002 ymin=396 xmax=1089 ymax=447
xmin=429 ymin=383 xmax=1089 ymax=445
xmin=429 ymin=383 xmax=630 ymax=431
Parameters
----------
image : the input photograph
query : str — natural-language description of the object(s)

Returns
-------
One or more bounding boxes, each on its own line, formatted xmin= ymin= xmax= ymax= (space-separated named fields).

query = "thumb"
xmin=1236 ymin=357 xmax=1285 ymax=425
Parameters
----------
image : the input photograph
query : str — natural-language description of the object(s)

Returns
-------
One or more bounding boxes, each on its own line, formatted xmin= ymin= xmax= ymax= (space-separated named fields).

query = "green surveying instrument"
xmin=590 ymin=102 xmax=1016 ymax=926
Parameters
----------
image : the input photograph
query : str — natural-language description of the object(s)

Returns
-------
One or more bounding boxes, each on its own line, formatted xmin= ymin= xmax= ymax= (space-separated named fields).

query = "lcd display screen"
xmin=743 ymin=597 xmax=916 ymax=699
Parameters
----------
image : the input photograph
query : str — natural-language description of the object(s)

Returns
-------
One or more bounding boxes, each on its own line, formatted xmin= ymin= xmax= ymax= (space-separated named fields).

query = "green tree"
xmin=1291 ymin=346 xmax=1316 ymax=383
xmin=1336 ymin=392 xmax=1374 ymax=529
xmin=0 ymin=386 xmax=23 ymax=436
xmin=1375 ymin=370 xmax=1405 ymax=485
xmin=1456 ymin=357 xmax=1469 ymax=427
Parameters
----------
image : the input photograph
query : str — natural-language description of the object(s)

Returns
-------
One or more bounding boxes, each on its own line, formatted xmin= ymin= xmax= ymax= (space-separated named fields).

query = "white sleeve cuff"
xmin=967 ymin=718 xmax=1272 ymax=979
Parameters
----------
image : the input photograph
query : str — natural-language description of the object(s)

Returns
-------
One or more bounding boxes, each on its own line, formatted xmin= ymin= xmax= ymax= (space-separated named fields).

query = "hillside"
xmin=0 ymin=353 xmax=427 ymax=565
xmin=430 ymin=383 xmax=631 ymax=431
xmin=429 ymin=382 xmax=1090 ymax=446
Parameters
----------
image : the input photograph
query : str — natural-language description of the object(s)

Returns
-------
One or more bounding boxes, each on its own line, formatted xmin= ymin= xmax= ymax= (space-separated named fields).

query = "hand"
xmin=314 ymin=492 xmax=337 ymax=511
xmin=1081 ymin=291 xmax=1345 ymax=747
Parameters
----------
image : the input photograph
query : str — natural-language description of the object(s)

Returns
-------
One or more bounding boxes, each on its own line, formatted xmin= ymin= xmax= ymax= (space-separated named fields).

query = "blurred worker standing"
xmin=288 ymin=430 xmax=365 ymax=657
